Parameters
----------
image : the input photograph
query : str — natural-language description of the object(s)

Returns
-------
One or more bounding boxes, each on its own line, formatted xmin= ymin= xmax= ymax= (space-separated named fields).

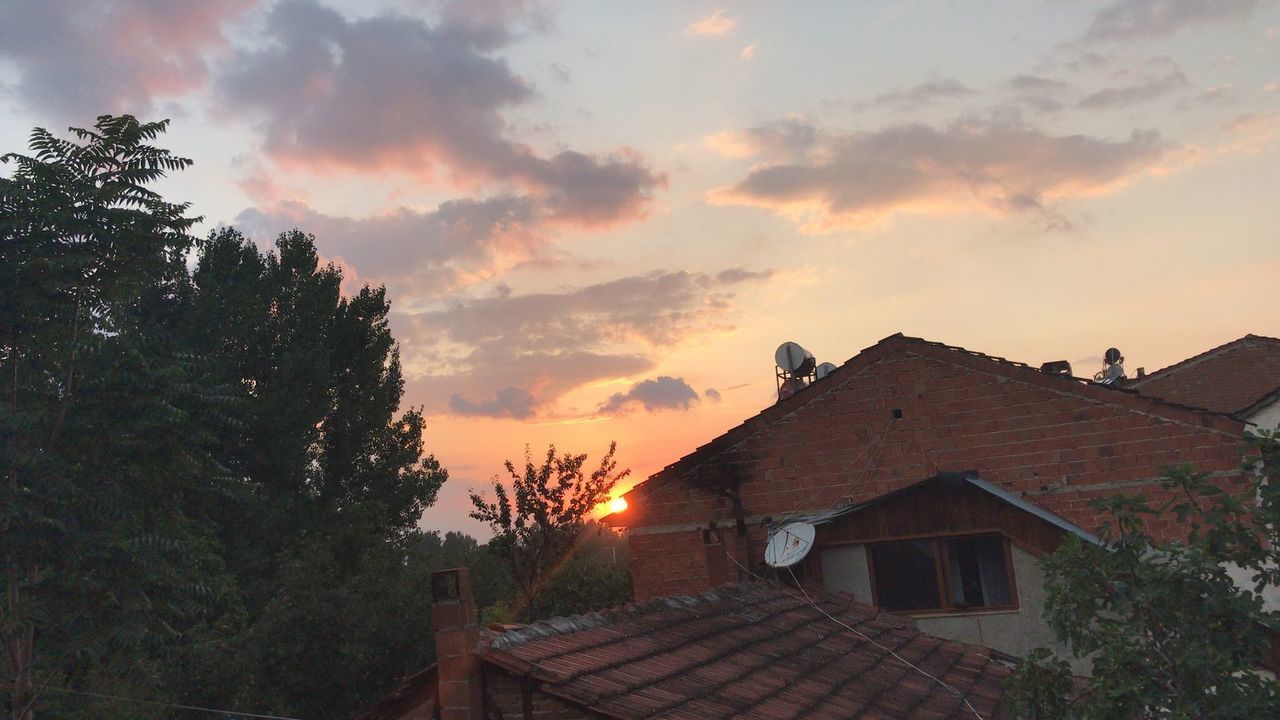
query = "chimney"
xmin=431 ymin=568 xmax=483 ymax=720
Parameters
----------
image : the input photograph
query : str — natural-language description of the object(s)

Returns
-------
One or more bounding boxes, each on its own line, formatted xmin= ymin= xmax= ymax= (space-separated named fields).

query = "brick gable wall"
xmin=625 ymin=344 xmax=1247 ymax=600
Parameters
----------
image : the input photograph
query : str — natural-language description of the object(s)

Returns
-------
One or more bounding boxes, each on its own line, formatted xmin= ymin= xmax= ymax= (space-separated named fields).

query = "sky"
xmin=2 ymin=0 xmax=1278 ymax=537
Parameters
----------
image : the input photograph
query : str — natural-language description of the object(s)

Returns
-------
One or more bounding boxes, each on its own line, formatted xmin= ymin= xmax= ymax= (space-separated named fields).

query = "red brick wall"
xmin=625 ymin=343 xmax=1248 ymax=600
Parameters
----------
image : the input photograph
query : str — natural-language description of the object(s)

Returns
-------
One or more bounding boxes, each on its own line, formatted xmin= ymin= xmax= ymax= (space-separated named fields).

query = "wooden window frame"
xmin=864 ymin=532 xmax=1019 ymax=615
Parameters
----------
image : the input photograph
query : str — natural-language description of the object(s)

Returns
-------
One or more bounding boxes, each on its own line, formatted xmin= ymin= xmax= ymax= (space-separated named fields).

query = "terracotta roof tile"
xmin=1133 ymin=334 xmax=1280 ymax=416
xmin=482 ymin=582 xmax=1013 ymax=719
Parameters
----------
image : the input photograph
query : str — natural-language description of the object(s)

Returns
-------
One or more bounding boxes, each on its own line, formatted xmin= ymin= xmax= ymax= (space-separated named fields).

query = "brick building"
xmin=362 ymin=332 xmax=1275 ymax=719
xmin=1131 ymin=334 xmax=1280 ymax=431
xmin=611 ymin=333 xmax=1253 ymax=664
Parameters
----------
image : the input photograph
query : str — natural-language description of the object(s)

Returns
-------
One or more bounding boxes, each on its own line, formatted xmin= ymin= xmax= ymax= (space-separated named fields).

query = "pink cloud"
xmin=220 ymin=0 xmax=665 ymax=227
xmin=0 ymin=0 xmax=253 ymax=121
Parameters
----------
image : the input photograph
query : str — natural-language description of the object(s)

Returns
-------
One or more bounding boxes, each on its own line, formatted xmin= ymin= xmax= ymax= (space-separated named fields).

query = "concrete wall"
xmin=820 ymin=543 xmax=1088 ymax=673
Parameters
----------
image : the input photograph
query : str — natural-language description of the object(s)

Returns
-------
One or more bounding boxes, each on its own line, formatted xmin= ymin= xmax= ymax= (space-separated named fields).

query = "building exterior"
xmin=612 ymin=333 xmax=1251 ymax=664
xmin=1131 ymin=334 xmax=1280 ymax=432
xmin=363 ymin=331 xmax=1277 ymax=719
xmin=358 ymin=568 xmax=1016 ymax=720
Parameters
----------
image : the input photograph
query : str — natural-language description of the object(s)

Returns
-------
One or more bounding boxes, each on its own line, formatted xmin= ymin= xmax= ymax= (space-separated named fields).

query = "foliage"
xmin=470 ymin=444 xmax=629 ymax=618
xmin=525 ymin=522 xmax=631 ymax=620
xmin=1007 ymin=431 xmax=1280 ymax=718
xmin=0 ymin=116 xmax=236 ymax=720
xmin=161 ymin=227 xmax=449 ymax=719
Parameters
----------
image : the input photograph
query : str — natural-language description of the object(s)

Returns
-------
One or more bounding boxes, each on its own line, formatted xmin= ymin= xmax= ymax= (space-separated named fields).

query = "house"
xmin=611 ymin=333 xmax=1252 ymax=666
xmin=362 ymin=332 xmax=1272 ymax=719
xmin=1130 ymin=334 xmax=1280 ymax=431
xmin=358 ymin=568 xmax=1016 ymax=720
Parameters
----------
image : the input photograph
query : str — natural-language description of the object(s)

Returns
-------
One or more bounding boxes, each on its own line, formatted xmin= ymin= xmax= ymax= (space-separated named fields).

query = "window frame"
xmin=864 ymin=532 xmax=1019 ymax=615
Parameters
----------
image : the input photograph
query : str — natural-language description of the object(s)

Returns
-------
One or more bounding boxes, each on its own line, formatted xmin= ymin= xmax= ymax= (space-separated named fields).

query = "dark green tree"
xmin=470 ymin=444 xmax=629 ymax=619
xmin=0 ymin=116 xmax=234 ymax=720
xmin=1007 ymin=431 xmax=1280 ymax=718
xmin=165 ymin=227 xmax=449 ymax=718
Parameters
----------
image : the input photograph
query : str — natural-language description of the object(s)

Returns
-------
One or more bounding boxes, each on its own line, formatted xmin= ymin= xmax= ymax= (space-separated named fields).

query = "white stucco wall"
xmin=1248 ymin=398 xmax=1280 ymax=433
xmin=819 ymin=543 xmax=1089 ymax=673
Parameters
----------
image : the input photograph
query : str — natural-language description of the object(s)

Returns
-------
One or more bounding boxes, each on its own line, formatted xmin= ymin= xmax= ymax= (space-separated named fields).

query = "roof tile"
xmin=1134 ymin=334 xmax=1280 ymax=416
xmin=482 ymin=582 xmax=1013 ymax=719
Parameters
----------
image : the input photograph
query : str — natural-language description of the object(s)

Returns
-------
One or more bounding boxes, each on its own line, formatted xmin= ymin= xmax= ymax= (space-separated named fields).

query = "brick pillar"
xmin=431 ymin=568 xmax=483 ymax=720
xmin=702 ymin=524 xmax=731 ymax=588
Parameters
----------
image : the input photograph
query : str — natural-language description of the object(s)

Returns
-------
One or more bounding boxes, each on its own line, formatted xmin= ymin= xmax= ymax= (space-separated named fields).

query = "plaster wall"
xmin=1248 ymin=399 xmax=1280 ymax=433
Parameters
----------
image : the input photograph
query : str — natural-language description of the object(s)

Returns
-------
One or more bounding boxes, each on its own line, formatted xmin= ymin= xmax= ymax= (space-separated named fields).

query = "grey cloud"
xmin=414 ymin=269 xmax=764 ymax=349
xmin=712 ymin=117 xmax=1170 ymax=230
xmin=437 ymin=0 xmax=553 ymax=50
xmin=715 ymin=268 xmax=775 ymax=284
xmin=1084 ymin=0 xmax=1264 ymax=41
xmin=1078 ymin=72 xmax=1189 ymax=109
xmin=406 ymin=269 xmax=771 ymax=418
xmin=854 ymin=78 xmax=973 ymax=111
xmin=411 ymin=350 xmax=653 ymax=419
xmin=704 ymin=388 xmax=722 ymax=402
xmin=220 ymin=0 xmax=663 ymax=225
xmin=1007 ymin=75 xmax=1072 ymax=93
xmin=598 ymin=376 xmax=700 ymax=415
xmin=235 ymin=196 xmax=543 ymax=295
xmin=0 ymin=0 xmax=250 ymax=122
xmin=449 ymin=386 xmax=538 ymax=419
xmin=1005 ymin=75 xmax=1073 ymax=113
xmin=733 ymin=118 xmax=823 ymax=162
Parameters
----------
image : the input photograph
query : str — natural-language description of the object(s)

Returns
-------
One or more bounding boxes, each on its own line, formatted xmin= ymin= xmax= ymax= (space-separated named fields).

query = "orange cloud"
xmin=687 ymin=9 xmax=735 ymax=36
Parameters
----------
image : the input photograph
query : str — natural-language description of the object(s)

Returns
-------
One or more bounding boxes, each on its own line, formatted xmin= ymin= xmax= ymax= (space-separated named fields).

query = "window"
xmin=868 ymin=534 xmax=1015 ymax=613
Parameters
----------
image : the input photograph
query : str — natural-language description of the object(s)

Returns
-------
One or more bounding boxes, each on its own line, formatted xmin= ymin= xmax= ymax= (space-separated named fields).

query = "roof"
xmin=783 ymin=471 xmax=1100 ymax=548
xmin=620 ymin=332 xmax=1241 ymax=509
xmin=482 ymin=581 xmax=1014 ymax=719
xmin=1132 ymin=334 xmax=1280 ymax=416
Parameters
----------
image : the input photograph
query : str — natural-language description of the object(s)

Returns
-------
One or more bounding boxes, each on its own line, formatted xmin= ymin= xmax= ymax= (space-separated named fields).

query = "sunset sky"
xmin=2 ymin=1 xmax=1278 ymax=536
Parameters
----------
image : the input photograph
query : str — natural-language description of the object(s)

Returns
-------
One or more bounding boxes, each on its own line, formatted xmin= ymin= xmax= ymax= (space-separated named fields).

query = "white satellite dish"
xmin=774 ymin=342 xmax=808 ymax=374
xmin=815 ymin=362 xmax=837 ymax=380
xmin=764 ymin=522 xmax=816 ymax=568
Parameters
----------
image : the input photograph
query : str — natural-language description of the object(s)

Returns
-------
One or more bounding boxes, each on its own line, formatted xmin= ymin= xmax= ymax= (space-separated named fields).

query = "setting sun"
xmin=608 ymin=497 xmax=628 ymax=514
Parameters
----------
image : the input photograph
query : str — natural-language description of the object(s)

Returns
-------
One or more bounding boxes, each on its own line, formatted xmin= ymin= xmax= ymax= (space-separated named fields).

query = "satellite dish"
xmin=1104 ymin=347 xmax=1123 ymax=365
xmin=775 ymin=342 xmax=808 ymax=374
xmin=764 ymin=522 xmax=816 ymax=568
xmin=778 ymin=376 xmax=806 ymax=400
xmin=815 ymin=362 xmax=837 ymax=380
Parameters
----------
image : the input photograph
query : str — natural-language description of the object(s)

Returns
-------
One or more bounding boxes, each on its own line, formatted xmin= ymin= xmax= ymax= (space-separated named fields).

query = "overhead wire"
xmin=44 ymin=687 xmax=308 ymax=720
xmin=725 ymin=545 xmax=985 ymax=720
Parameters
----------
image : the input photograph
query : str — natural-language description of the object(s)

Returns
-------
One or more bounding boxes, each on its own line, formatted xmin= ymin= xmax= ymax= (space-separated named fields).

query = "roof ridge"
xmin=621 ymin=332 xmax=1240 ymax=506
xmin=485 ymin=582 xmax=775 ymax=651
xmin=1133 ymin=334 xmax=1274 ymax=387
xmin=890 ymin=334 xmax=1241 ymax=422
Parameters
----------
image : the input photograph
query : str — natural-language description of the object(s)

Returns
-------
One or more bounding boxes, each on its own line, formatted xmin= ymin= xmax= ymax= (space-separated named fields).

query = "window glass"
xmin=868 ymin=534 xmax=1015 ymax=613
xmin=945 ymin=535 xmax=1012 ymax=608
xmin=870 ymin=540 xmax=942 ymax=611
